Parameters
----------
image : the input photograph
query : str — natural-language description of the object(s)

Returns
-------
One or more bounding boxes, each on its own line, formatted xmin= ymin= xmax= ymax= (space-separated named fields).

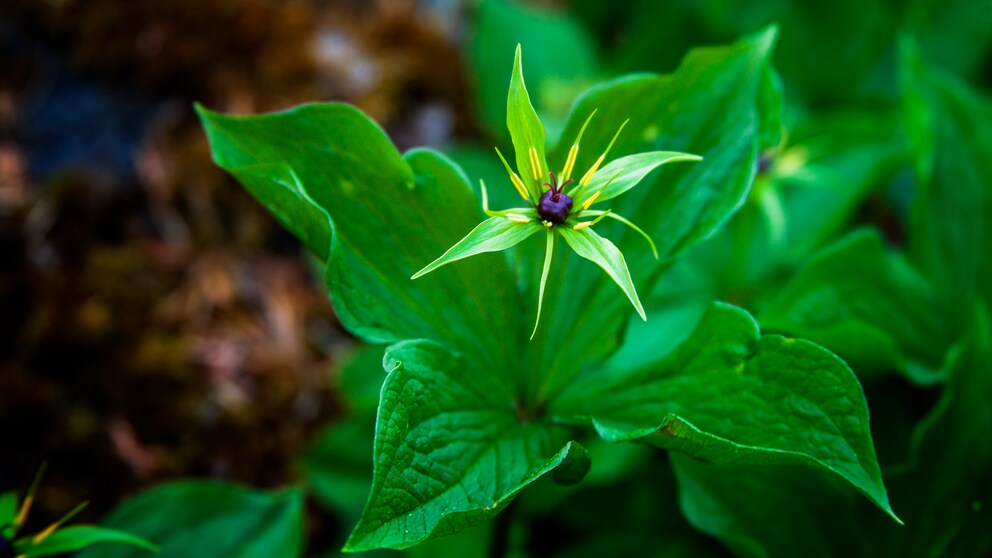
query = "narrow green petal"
xmin=531 ymin=230 xmax=556 ymax=340
xmin=558 ymin=227 xmax=646 ymax=320
xmin=412 ymin=217 xmax=542 ymax=279
xmin=582 ymin=210 xmax=658 ymax=259
xmin=574 ymin=151 xmax=702 ymax=205
xmin=507 ymin=44 xmax=548 ymax=199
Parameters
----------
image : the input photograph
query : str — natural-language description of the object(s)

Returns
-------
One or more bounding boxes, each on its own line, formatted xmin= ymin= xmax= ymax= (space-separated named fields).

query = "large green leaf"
xmin=527 ymin=28 xmax=780 ymax=398
xmin=198 ymin=105 xmax=524 ymax=387
xmin=343 ymin=340 xmax=584 ymax=551
xmin=901 ymin=39 xmax=992 ymax=326
xmin=671 ymin=308 xmax=992 ymax=558
xmin=761 ymin=229 xmax=949 ymax=384
xmin=77 ymin=482 xmax=303 ymax=558
xmin=551 ymin=302 xmax=896 ymax=521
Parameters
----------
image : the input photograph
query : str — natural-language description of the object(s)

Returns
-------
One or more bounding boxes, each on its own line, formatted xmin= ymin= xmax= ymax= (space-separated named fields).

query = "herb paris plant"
xmin=198 ymin=30 xmax=897 ymax=552
xmin=412 ymin=45 xmax=701 ymax=337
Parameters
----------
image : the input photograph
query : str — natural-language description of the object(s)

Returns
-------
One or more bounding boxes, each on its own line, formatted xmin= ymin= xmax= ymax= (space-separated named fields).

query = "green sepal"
xmin=572 ymin=151 xmax=702 ymax=206
xmin=412 ymin=216 xmax=543 ymax=280
xmin=507 ymin=44 xmax=549 ymax=199
xmin=558 ymin=227 xmax=646 ymax=321
xmin=531 ymin=229 xmax=556 ymax=339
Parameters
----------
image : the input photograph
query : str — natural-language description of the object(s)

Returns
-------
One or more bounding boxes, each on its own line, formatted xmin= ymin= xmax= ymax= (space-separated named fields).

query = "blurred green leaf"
xmin=77 ymin=482 xmax=303 ymax=558
xmin=672 ymin=456 xmax=857 ymax=558
xmin=551 ymin=302 xmax=896 ymax=521
xmin=22 ymin=526 xmax=157 ymax=557
xmin=901 ymin=38 xmax=992 ymax=325
xmin=761 ymin=229 xmax=949 ymax=384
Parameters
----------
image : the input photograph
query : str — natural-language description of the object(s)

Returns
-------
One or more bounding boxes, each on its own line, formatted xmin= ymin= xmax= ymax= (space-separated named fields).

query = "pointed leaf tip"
xmin=412 ymin=217 xmax=542 ymax=279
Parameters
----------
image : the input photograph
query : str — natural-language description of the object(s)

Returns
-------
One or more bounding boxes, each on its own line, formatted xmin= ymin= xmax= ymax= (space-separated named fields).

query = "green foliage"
xmin=99 ymin=1 xmax=992 ymax=555
xmin=78 ymin=482 xmax=304 ymax=558
xmin=552 ymin=302 xmax=894 ymax=520
xmin=190 ymin=26 xmax=911 ymax=553
xmin=762 ymin=229 xmax=948 ymax=384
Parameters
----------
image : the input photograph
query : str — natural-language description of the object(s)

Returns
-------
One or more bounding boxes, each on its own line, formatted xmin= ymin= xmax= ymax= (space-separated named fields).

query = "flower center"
xmin=537 ymin=171 xmax=574 ymax=224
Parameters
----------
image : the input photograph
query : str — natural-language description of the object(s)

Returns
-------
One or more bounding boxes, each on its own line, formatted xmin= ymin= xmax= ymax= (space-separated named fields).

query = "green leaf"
xmin=673 ymin=308 xmax=992 ymax=558
xmin=558 ymin=227 xmax=645 ymax=321
xmin=198 ymin=104 xmax=524 ymax=384
xmin=220 ymin=162 xmax=332 ymax=261
xmin=528 ymin=28 xmax=780 ymax=395
xmin=344 ymin=339 xmax=582 ymax=551
xmin=76 ymin=482 xmax=304 ymax=558
xmin=22 ymin=526 xmax=157 ymax=557
xmin=885 ymin=308 xmax=992 ymax=556
xmin=671 ymin=456 xmax=854 ymax=558
xmin=506 ymin=45 xmax=550 ymax=200
xmin=413 ymin=216 xmax=542 ymax=279
xmin=761 ymin=229 xmax=949 ymax=384
xmin=0 ymin=492 xmax=16 ymax=534
xmin=551 ymin=302 xmax=897 ymax=522
xmin=900 ymin=38 xmax=992 ymax=326
xmin=573 ymin=151 xmax=702 ymax=205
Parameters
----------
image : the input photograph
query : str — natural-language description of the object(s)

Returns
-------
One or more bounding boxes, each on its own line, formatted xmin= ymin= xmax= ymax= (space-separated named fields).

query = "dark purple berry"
xmin=538 ymin=189 xmax=572 ymax=223
xmin=537 ymin=170 xmax=574 ymax=224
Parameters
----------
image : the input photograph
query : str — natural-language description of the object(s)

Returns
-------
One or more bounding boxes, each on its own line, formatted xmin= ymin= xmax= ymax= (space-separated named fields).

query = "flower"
xmin=413 ymin=45 xmax=701 ymax=338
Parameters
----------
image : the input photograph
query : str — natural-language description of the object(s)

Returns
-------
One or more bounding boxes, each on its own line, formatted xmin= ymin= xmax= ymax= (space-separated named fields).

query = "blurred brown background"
xmin=0 ymin=0 xmax=477 ymax=528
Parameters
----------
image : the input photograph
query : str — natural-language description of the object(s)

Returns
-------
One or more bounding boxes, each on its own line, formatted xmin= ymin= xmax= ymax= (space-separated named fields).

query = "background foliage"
xmin=2 ymin=0 xmax=990 ymax=556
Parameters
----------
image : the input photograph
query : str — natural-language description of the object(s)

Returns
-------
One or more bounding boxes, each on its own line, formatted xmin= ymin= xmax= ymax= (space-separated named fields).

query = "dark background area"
xmin=0 ymin=0 xmax=477 ymax=532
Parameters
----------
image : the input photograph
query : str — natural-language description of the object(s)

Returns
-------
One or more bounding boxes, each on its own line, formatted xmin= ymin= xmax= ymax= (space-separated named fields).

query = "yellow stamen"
xmin=579 ymin=155 xmax=604 ymax=187
xmin=562 ymin=109 xmax=597 ymax=180
xmin=32 ymin=523 xmax=59 ymax=544
xmin=505 ymin=214 xmax=530 ymax=223
xmin=561 ymin=145 xmax=579 ymax=180
xmin=528 ymin=147 xmax=542 ymax=180
xmin=510 ymin=174 xmax=529 ymax=200
xmin=581 ymin=190 xmax=601 ymax=211
xmin=543 ymin=220 xmax=553 ymax=228
xmin=16 ymin=495 xmax=33 ymax=528
xmin=573 ymin=221 xmax=593 ymax=231
xmin=578 ymin=118 xmax=629 ymax=187
xmin=495 ymin=146 xmax=531 ymax=202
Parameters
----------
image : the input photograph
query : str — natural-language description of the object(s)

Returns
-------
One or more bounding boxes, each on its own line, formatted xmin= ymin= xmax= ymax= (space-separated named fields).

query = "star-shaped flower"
xmin=413 ymin=45 xmax=701 ymax=338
